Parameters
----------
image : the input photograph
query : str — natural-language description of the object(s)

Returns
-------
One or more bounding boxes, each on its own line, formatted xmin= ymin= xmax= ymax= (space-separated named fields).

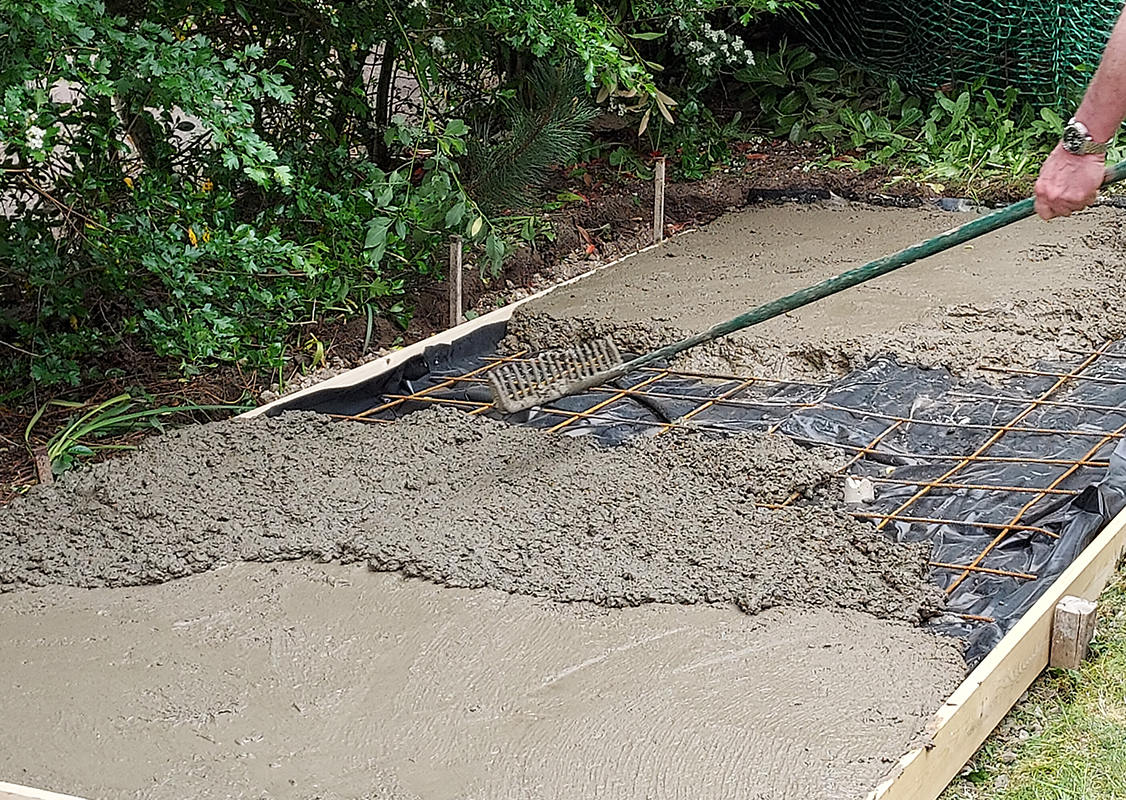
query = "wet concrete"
xmin=1 ymin=200 xmax=1040 ymax=799
xmin=0 ymin=562 xmax=964 ymax=800
xmin=505 ymin=203 xmax=1126 ymax=380
xmin=0 ymin=408 xmax=943 ymax=622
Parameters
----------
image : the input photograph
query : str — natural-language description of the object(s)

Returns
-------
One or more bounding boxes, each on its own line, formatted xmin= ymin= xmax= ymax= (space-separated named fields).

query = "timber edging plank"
xmin=242 ymin=239 xmax=669 ymax=419
xmin=868 ymin=502 xmax=1126 ymax=800
xmin=0 ymin=781 xmax=89 ymax=800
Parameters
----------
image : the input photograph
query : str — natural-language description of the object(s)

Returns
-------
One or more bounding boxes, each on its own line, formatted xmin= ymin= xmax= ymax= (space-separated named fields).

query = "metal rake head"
xmin=488 ymin=337 xmax=624 ymax=414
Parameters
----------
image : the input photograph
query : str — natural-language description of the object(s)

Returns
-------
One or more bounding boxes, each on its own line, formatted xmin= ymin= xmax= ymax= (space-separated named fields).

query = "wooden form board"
xmin=0 ymin=782 xmax=88 ymax=800
xmin=869 ymin=502 xmax=1126 ymax=800
xmin=242 ymin=239 xmax=667 ymax=420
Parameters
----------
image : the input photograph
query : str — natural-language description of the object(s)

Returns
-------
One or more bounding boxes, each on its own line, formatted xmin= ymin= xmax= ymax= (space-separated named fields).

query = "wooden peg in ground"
xmin=33 ymin=446 xmax=52 ymax=486
xmin=1049 ymin=595 xmax=1098 ymax=670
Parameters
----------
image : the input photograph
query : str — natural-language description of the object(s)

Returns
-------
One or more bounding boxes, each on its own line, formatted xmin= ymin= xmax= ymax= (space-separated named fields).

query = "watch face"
xmin=1063 ymin=124 xmax=1085 ymax=154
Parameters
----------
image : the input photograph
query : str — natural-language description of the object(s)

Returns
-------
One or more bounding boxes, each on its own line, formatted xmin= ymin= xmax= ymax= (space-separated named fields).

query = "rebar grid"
xmin=359 ymin=366 xmax=1126 ymax=442
xmin=345 ymin=352 xmax=531 ymax=421
xmin=546 ymin=371 xmax=671 ymax=434
xmin=870 ymin=477 xmax=1079 ymax=496
xmin=942 ymin=420 xmax=1126 ymax=596
xmin=873 ymin=344 xmax=1117 ymax=596
xmin=871 ymin=344 xmax=1112 ymax=533
xmin=980 ymin=364 xmax=1126 ymax=386
xmin=339 ymin=343 xmax=1126 ymax=621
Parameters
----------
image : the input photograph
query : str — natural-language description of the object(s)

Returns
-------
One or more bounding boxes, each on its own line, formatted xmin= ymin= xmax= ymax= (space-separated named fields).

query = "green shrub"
xmin=0 ymin=0 xmax=813 ymax=391
xmin=735 ymin=42 xmax=1102 ymax=192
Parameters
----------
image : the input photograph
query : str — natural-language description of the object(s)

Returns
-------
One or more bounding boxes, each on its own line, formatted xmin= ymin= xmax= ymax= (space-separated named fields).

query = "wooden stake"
xmin=1050 ymin=595 xmax=1098 ymax=670
xmin=243 ymin=242 xmax=667 ymax=419
xmin=33 ymin=446 xmax=52 ymax=486
xmin=448 ymin=235 xmax=463 ymax=327
xmin=653 ymin=157 xmax=666 ymax=245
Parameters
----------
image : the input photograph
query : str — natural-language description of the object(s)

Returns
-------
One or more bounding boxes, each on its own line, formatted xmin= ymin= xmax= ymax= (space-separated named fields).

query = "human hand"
xmin=1034 ymin=143 xmax=1107 ymax=220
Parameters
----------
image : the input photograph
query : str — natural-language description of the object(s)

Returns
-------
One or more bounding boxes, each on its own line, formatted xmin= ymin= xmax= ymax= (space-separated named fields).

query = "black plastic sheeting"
xmin=270 ymin=322 xmax=1126 ymax=669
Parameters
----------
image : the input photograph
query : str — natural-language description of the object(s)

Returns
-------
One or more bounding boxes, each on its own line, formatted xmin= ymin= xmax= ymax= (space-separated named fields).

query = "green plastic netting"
xmin=796 ymin=0 xmax=1122 ymax=104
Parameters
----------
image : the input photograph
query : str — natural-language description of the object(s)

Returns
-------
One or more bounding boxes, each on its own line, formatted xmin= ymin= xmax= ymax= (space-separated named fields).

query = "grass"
xmin=941 ymin=568 xmax=1126 ymax=800
xmin=22 ymin=391 xmax=254 ymax=480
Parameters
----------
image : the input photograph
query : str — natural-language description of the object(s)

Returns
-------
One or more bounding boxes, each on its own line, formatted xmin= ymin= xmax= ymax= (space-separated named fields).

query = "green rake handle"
xmin=565 ymin=159 xmax=1126 ymax=395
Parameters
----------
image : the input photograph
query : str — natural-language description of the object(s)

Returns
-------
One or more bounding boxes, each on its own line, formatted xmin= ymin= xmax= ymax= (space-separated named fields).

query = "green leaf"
xmin=468 ymin=217 xmax=484 ymax=238
xmin=838 ymin=106 xmax=861 ymax=132
xmin=964 ymin=769 xmax=990 ymax=785
xmin=445 ymin=201 xmax=465 ymax=228
xmin=789 ymin=49 xmax=817 ymax=71
xmin=627 ymin=31 xmax=664 ymax=40
xmin=245 ymin=166 xmax=269 ymax=185
xmin=951 ymin=91 xmax=971 ymax=125
xmin=778 ymin=91 xmax=804 ymax=116
xmin=364 ymin=218 xmax=391 ymax=266
xmin=485 ymin=233 xmax=505 ymax=274
xmin=809 ymin=122 xmax=845 ymax=139
xmin=899 ymin=107 xmax=924 ymax=128
xmin=806 ymin=67 xmax=839 ymax=82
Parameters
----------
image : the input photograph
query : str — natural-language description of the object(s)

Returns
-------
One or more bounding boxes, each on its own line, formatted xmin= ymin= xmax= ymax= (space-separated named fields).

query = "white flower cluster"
xmin=26 ymin=125 xmax=46 ymax=151
xmin=429 ymin=35 xmax=446 ymax=53
xmin=697 ymin=21 xmax=754 ymax=69
xmin=670 ymin=17 xmax=755 ymax=78
xmin=607 ymin=96 xmax=635 ymax=117
xmin=408 ymin=0 xmax=427 ymax=8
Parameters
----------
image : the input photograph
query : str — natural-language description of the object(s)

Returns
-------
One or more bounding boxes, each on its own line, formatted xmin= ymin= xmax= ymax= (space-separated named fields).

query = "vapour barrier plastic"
xmin=270 ymin=322 xmax=1126 ymax=668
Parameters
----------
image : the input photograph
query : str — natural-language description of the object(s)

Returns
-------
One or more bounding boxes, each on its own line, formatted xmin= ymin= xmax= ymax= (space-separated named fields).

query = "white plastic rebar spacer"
xmin=843 ymin=475 xmax=875 ymax=504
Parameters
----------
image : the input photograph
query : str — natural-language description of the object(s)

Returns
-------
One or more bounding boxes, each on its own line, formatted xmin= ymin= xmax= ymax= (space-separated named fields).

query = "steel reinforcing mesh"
xmin=795 ymin=0 xmax=1121 ymax=103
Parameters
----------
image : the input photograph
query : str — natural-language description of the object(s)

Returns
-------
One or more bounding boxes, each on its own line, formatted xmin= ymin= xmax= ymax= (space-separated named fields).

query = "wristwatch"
xmin=1062 ymin=118 xmax=1109 ymax=156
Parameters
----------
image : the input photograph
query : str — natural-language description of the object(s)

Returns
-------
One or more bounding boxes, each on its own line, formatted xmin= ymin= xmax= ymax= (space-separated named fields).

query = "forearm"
xmin=1074 ymin=7 xmax=1126 ymax=143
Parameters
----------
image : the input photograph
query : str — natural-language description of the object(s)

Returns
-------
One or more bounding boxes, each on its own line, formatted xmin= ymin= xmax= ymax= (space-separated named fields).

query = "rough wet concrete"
xmin=505 ymin=202 xmax=1126 ymax=380
xmin=0 ymin=408 xmax=943 ymax=622
xmin=1 ymin=200 xmax=1035 ymax=799
xmin=0 ymin=562 xmax=963 ymax=800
